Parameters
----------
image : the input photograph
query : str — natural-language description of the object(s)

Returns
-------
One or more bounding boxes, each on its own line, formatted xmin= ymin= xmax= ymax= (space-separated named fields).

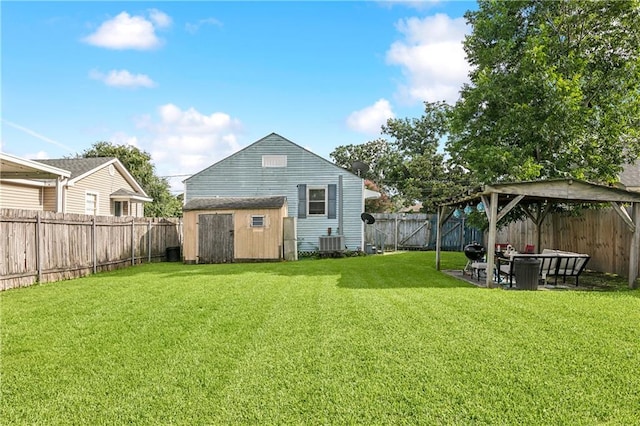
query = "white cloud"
xmin=185 ymin=17 xmax=223 ymax=34
xmin=379 ymin=0 xmax=441 ymax=10
xmin=89 ymin=69 xmax=157 ymax=88
xmin=25 ymin=151 xmax=50 ymax=160
xmin=148 ymin=9 xmax=172 ymax=29
xmin=386 ymin=13 xmax=470 ymax=104
xmin=111 ymin=132 xmax=140 ymax=148
xmin=83 ymin=10 xmax=171 ymax=50
xmin=132 ymin=104 xmax=243 ymax=192
xmin=346 ymin=99 xmax=395 ymax=134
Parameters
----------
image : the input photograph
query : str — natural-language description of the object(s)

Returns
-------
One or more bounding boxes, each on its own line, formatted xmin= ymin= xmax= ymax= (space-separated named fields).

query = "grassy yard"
xmin=1 ymin=251 xmax=639 ymax=424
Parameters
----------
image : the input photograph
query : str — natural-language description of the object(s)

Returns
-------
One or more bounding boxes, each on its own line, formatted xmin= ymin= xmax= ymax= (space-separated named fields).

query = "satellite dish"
xmin=361 ymin=212 xmax=375 ymax=224
xmin=351 ymin=161 xmax=369 ymax=177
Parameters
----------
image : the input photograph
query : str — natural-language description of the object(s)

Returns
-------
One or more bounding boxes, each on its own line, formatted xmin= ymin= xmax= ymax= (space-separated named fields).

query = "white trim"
xmin=307 ymin=186 xmax=327 ymax=216
xmin=250 ymin=214 xmax=266 ymax=227
xmin=85 ymin=191 xmax=99 ymax=216
xmin=0 ymin=178 xmax=47 ymax=187
xmin=70 ymin=158 xmax=151 ymax=199
xmin=56 ymin=178 xmax=66 ymax=213
xmin=0 ymin=152 xmax=71 ymax=179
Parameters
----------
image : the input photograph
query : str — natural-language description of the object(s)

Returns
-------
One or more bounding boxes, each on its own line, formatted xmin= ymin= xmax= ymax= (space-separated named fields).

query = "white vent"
xmin=262 ymin=155 xmax=287 ymax=168
xmin=319 ymin=236 xmax=344 ymax=252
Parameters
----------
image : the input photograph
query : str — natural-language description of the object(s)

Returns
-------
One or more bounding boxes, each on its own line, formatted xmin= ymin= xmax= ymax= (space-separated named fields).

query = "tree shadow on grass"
xmin=85 ymin=252 xmax=475 ymax=290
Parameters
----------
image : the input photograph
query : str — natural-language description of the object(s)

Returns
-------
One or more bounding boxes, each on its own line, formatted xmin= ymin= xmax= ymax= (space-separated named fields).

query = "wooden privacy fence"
xmin=366 ymin=213 xmax=483 ymax=251
xmin=0 ymin=209 xmax=182 ymax=290
xmin=496 ymin=207 xmax=640 ymax=278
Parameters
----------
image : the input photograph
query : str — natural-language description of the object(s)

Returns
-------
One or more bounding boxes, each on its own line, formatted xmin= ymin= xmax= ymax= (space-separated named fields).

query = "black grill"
xmin=464 ymin=243 xmax=486 ymax=261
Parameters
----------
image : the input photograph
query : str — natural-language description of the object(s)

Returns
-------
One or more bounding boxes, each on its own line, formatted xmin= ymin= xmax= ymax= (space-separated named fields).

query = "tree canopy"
xmin=331 ymin=102 xmax=470 ymax=213
xmin=448 ymin=0 xmax=640 ymax=184
xmin=80 ymin=142 xmax=182 ymax=217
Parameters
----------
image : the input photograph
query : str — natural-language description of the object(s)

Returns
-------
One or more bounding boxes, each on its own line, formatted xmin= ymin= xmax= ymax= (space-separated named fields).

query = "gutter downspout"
xmin=56 ymin=177 xmax=67 ymax=213
xmin=338 ymin=174 xmax=343 ymax=235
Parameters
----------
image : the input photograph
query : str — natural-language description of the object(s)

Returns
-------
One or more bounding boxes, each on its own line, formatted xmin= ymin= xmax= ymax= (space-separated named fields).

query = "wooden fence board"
xmin=0 ymin=209 xmax=183 ymax=290
xmin=496 ymin=207 xmax=639 ymax=278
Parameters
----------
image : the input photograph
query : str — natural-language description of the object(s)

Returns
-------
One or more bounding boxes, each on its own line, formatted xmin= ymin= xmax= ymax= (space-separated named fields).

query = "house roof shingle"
xmin=183 ymin=196 xmax=287 ymax=211
xmin=620 ymin=162 xmax=640 ymax=189
xmin=35 ymin=157 xmax=115 ymax=179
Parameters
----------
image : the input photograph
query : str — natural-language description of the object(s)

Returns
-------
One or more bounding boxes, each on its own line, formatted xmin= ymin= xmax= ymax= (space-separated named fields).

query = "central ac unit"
xmin=319 ymin=235 xmax=344 ymax=252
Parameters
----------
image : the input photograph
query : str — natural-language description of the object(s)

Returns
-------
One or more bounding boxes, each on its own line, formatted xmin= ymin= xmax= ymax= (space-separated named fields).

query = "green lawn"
xmin=2 ymin=252 xmax=639 ymax=424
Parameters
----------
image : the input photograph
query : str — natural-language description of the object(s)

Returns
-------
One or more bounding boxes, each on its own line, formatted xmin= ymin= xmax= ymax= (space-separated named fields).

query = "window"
xmin=308 ymin=187 xmax=326 ymax=215
xmin=114 ymin=201 xmax=122 ymax=217
xmin=298 ymin=184 xmax=336 ymax=219
xmin=85 ymin=192 xmax=98 ymax=215
xmin=262 ymin=155 xmax=287 ymax=168
xmin=251 ymin=215 xmax=265 ymax=227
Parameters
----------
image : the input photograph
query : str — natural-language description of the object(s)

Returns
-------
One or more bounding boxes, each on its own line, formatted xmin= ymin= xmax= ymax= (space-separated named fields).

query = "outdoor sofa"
xmin=498 ymin=249 xmax=591 ymax=287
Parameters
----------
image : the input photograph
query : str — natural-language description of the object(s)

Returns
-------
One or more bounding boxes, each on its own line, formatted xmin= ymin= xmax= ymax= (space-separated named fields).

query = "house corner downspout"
xmin=338 ymin=174 xmax=343 ymax=235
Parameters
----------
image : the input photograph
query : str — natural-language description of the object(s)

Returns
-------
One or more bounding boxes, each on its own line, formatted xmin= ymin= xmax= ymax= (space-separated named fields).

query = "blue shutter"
xmin=328 ymin=184 xmax=337 ymax=219
xmin=298 ymin=184 xmax=307 ymax=218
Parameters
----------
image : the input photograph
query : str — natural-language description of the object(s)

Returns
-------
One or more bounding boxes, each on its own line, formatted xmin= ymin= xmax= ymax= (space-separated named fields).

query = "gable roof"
xmin=183 ymin=196 xmax=287 ymax=211
xmin=184 ymin=132 xmax=357 ymax=182
xmin=110 ymin=188 xmax=153 ymax=202
xmin=0 ymin=152 xmax=71 ymax=179
xmin=35 ymin=157 xmax=149 ymax=197
xmin=620 ymin=162 xmax=640 ymax=190
xmin=36 ymin=157 xmax=115 ymax=180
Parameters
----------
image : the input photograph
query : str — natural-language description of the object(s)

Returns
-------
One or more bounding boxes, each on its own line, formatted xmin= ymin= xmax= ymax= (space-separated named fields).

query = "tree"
xmin=331 ymin=102 xmax=471 ymax=213
xmin=449 ymin=0 xmax=640 ymax=185
xmin=329 ymin=138 xmax=396 ymax=185
xmin=381 ymin=101 xmax=471 ymax=212
xmin=364 ymin=179 xmax=393 ymax=213
xmin=80 ymin=142 xmax=182 ymax=217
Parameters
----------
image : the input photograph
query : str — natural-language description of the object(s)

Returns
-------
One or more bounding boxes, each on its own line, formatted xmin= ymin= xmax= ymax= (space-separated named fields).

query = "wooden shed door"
xmin=198 ymin=214 xmax=234 ymax=263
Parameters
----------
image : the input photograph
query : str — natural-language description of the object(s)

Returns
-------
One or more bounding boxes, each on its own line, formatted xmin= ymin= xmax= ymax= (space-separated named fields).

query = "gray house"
xmin=184 ymin=133 xmax=377 ymax=253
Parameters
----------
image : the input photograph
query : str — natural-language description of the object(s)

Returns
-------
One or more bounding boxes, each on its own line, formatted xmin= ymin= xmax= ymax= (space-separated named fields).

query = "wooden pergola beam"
xmin=437 ymin=179 xmax=640 ymax=289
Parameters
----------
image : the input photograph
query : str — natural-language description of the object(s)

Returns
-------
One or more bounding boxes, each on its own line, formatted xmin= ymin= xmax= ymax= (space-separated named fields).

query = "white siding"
xmin=186 ymin=133 xmax=364 ymax=251
xmin=66 ymin=166 xmax=143 ymax=216
xmin=0 ymin=182 xmax=43 ymax=211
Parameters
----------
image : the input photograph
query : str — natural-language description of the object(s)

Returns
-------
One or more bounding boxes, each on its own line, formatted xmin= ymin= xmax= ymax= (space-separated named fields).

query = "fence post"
xmin=92 ymin=217 xmax=97 ymax=274
xmin=36 ymin=212 xmax=42 ymax=283
xmin=148 ymin=219 xmax=152 ymax=263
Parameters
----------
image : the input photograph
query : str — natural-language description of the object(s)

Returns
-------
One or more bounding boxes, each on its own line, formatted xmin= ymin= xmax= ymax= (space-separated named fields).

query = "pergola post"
xmin=485 ymin=192 xmax=499 ymax=288
xmin=630 ymin=202 xmax=640 ymax=289
xmin=436 ymin=205 xmax=453 ymax=271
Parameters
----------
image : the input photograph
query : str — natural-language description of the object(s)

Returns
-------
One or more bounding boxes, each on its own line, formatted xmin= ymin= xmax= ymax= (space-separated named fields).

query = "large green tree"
xmin=331 ymin=102 xmax=471 ymax=212
xmin=449 ymin=0 xmax=640 ymax=184
xmin=381 ymin=101 xmax=469 ymax=212
xmin=80 ymin=142 xmax=182 ymax=217
xmin=329 ymin=138 xmax=396 ymax=185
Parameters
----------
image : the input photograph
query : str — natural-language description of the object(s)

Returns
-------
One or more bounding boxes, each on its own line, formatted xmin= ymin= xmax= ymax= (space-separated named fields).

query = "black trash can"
xmin=513 ymin=257 xmax=540 ymax=290
xmin=166 ymin=246 xmax=181 ymax=262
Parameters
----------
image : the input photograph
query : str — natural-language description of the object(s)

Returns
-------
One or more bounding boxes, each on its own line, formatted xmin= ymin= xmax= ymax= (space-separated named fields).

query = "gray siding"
xmin=185 ymin=133 xmax=365 ymax=251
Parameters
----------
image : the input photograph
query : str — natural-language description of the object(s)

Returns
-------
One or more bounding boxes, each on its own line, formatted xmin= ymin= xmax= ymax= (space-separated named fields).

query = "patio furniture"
xmin=497 ymin=250 xmax=591 ymax=287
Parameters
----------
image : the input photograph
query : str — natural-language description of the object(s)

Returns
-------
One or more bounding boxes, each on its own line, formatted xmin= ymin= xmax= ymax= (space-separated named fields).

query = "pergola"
xmin=435 ymin=179 xmax=640 ymax=289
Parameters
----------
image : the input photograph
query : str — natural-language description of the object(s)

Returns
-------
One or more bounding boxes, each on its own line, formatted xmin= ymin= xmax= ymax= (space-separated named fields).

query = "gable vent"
xmin=262 ymin=155 xmax=287 ymax=168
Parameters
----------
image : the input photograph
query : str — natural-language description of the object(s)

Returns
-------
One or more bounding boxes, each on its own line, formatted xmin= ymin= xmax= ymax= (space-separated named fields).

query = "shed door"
xmin=198 ymin=214 xmax=234 ymax=263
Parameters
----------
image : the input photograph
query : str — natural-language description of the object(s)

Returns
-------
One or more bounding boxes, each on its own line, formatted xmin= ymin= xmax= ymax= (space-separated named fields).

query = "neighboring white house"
xmin=184 ymin=133 xmax=379 ymax=253
xmin=0 ymin=153 xmax=151 ymax=216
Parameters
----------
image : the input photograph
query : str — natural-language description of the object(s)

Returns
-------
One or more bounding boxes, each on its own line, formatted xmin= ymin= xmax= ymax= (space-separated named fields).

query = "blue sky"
xmin=2 ymin=1 xmax=476 ymax=191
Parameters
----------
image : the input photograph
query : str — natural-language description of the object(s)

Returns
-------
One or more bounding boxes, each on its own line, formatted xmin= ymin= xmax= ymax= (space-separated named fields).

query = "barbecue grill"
xmin=464 ymin=242 xmax=486 ymax=261
xmin=463 ymin=242 xmax=487 ymax=280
